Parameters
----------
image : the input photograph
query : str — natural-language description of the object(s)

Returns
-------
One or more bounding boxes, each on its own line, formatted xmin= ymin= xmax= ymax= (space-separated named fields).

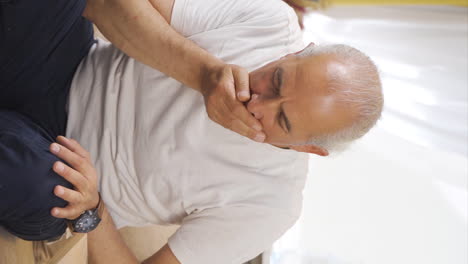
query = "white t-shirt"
xmin=66 ymin=0 xmax=307 ymax=263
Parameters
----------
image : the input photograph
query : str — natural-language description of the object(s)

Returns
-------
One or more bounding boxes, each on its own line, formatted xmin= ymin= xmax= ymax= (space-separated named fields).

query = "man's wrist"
xmin=90 ymin=193 xmax=101 ymax=210
xmin=93 ymin=193 xmax=105 ymax=218
xmin=199 ymin=61 xmax=227 ymax=95
xmin=68 ymin=193 xmax=105 ymax=233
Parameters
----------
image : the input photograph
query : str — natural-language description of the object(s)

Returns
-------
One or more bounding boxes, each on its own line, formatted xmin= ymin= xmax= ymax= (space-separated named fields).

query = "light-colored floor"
xmin=271 ymin=5 xmax=467 ymax=264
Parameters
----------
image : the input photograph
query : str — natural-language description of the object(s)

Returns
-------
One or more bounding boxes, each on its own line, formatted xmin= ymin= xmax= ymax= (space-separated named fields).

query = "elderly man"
xmin=0 ymin=0 xmax=382 ymax=263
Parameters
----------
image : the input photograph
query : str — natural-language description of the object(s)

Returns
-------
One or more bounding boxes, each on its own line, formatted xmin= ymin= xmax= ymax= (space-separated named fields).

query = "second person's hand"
xmin=49 ymin=136 xmax=100 ymax=220
xmin=200 ymin=64 xmax=265 ymax=142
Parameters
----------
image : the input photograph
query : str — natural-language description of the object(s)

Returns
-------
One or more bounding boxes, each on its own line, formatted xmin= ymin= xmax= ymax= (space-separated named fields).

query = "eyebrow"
xmin=275 ymin=67 xmax=292 ymax=133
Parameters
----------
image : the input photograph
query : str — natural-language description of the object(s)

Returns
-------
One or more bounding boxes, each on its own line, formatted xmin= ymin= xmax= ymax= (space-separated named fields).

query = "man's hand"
xmin=85 ymin=0 xmax=265 ymax=142
xmin=49 ymin=136 xmax=99 ymax=220
xmin=201 ymin=64 xmax=265 ymax=142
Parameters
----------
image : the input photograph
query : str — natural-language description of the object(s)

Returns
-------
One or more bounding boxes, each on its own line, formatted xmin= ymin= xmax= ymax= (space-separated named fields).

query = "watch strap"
xmin=68 ymin=193 xmax=104 ymax=233
xmin=95 ymin=192 xmax=105 ymax=219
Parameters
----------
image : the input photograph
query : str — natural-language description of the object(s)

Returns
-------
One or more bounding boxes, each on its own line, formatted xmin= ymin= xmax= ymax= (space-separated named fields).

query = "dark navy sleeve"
xmin=0 ymin=0 xmax=95 ymax=137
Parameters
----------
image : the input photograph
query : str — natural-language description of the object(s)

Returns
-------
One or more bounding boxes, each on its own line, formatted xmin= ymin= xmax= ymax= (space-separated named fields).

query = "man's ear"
xmin=290 ymin=144 xmax=329 ymax=156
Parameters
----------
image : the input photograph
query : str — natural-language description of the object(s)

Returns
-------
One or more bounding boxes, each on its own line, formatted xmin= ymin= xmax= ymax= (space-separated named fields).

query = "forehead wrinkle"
xmin=282 ymin=59 xmax=299 ymax=131
xmin=283 ymin=62 xmax=319 ymax=140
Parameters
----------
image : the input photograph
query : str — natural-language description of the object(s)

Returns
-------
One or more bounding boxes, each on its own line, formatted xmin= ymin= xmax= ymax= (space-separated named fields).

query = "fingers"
xmin=54 ymin=185 xmax=82 ymax=204
xmin=49 ymin=138 xmax=99 ymax=220
xmin=56 ymin=136 xmax=90 ymax=161
xmin=50 ymin=142 xmax=89 ymax=175
xmin=51 ymin=205 xmax=84 ymax=220
xmin=52 ymin=161 xmax=87 ymax=190
xmin=232 ymin=67 xmax=250 ymax=102
xmin=207 ymin=95 xmax=265 ymax=142
xmin=229 ymin=65 xmax=264 ymax=137
xmin=203 ymin=64 xmax=265 ymax=142
xmin=232 ymin=102 xmax=262 ymax=131
xmin=231 ymin=103 xmax=264 ymax=135
xmin=52 ymin=186 xmax=85 ymax=219
xmin=230 ymin=119 xmax=265 ymax=142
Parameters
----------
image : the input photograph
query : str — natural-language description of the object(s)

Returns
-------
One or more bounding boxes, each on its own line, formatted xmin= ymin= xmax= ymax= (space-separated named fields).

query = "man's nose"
xmin=246 ymin=94 xmax=281 ymax=120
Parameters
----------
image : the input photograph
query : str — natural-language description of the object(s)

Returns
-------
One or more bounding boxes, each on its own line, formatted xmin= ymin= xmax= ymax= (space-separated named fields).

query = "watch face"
xmin=73 ymin=210 xmax=101 ymax=233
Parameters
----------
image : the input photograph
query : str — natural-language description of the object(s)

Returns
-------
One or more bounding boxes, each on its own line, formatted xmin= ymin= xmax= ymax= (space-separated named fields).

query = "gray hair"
xmin=296 ymin=44 xmax=383 ymax=153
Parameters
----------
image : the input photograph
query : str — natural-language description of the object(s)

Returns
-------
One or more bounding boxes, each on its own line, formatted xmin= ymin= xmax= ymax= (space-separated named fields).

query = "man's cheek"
xmin=260 ymin=117 xmax=276 ymax=135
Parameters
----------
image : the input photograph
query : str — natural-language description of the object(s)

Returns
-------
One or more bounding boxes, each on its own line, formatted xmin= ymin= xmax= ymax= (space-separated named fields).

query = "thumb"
xmin=232 ymin=66 xmax=250 ymax=102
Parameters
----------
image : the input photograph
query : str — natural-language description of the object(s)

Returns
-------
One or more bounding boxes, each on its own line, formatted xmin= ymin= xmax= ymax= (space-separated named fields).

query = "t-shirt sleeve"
xmin=167 ymin=206 xmax=298 ymax=264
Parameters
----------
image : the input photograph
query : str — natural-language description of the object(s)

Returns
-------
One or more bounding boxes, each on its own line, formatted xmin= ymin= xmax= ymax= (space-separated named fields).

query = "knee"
xmin=0 ymin=112 xmax=72 ymax=240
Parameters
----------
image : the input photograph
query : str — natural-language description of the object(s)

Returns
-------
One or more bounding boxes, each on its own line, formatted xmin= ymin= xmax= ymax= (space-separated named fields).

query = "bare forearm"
xmin=87 ymin=206 xmax=138 ymax=264
xmin=83 ymin=0 xmax=265 ymax=143
xmin=52 ymin=137 xmax=181 ymax=264
xmin=84 ymin=0 xmax=224 ymax=93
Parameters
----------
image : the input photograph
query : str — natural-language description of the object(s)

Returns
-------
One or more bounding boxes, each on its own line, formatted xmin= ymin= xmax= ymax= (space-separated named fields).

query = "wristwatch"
xmin=69 ymin=193 xmax=105 ymax=233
